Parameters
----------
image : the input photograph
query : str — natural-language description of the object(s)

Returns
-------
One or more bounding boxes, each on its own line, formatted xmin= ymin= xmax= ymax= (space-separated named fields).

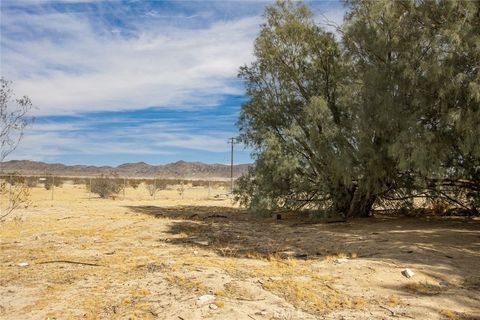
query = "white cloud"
xmin=6 ymin=116 xmax=235 ymax=162
xmin=1 ymin=8 xmax=260 ymax=116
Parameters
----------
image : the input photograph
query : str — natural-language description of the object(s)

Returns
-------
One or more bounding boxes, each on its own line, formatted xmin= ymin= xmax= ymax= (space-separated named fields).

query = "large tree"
xmin=236 ymin=1 xmax=364 ymax=217
xmin=236 ymin=0 xmax=479 ymax=217
xmin=343 ymin=0 xmax=480 ymax=213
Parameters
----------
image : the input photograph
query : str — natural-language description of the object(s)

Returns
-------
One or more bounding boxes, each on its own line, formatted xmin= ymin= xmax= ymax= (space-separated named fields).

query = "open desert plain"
xmin=1 ymin=183 xmax=479 ymax=320
xmin=1 ymin=0 xmax=480 ymax=319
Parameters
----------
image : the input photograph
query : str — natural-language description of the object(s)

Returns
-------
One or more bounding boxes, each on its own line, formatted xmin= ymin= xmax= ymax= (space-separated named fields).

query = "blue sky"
xmin=1 ymin=0 xmax=345 ymax=166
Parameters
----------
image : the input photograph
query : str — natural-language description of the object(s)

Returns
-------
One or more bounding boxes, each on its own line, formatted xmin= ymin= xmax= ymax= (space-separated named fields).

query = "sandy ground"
xmin=0 ymin=184 xmax=479 ymax=320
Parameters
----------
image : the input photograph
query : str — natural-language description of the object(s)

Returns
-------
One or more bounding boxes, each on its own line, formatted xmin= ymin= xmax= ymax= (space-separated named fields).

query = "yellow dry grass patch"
xmin=262 ymin=278 xmax=366 ymax=314
xmin=168 ymin=254 xmax=365 ymax=315
xmin=404 ymin=281 xmax=444 ymax=295
xmin=172 ymin=255 xmax=240 ymax=275
xmin=440 ymin=309 xmax=457 ymax=319
xmin=387 ymin=294 xmax=402 ymax=306
xmin=166 ymin=273 xmax=206 ymax=293
xmin=213 ymin=300 xmax=225 ymax=308
xmin=0 ymin=218 xmax=61 ymax=239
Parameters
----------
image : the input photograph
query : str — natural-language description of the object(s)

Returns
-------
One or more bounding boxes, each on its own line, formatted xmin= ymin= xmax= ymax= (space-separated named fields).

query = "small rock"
xmin=17 ymin=262 xmax=29 ymax=267
xmin=209 ymin=304 xmax=218 ymax=310
xmin=193 ymin=250 xmax=199 ymax=255
xmin=439 ymin=281 xmax=449 ymax=287
xmin=335 ymin=258 xmax=349 ymax=264
xmin=401 ymin=268 xmax=415 ymax=278
xmin=196 ymin=294 xmax=215 ymax=306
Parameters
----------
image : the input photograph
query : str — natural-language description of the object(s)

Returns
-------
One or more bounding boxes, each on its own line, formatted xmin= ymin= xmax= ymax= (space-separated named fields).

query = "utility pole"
xmin=123 ymin=177 xmax=126 ymax=200
xmin=153 ymin=178 xmax=156 ymax=200
xmin=228 ymin=137 xmax=236 ymax=193
xmin=51 ymin=175 xmax=54 ymax=200
xmin=9 ymin=175 xmax=12 ymax=207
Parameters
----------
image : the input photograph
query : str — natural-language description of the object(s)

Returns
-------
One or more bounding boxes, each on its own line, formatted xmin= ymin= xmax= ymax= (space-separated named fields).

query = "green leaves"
xmin=236 ymin=0 xmax=480 ymax=216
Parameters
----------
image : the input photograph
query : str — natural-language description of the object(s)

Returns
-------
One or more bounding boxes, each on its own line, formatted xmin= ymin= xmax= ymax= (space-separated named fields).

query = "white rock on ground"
xmin=335 ymin=258 xmax=349 ymax=264
xmin=401 ymin=268 xmax=415 ymax=278
xmin=196 ymin=294 xmax=215 ymax=306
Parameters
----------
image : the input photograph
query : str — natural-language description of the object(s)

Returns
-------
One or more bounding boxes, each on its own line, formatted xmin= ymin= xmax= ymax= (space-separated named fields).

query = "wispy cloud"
xmin=9 ymin=106 xmax=246 ymax=164
xmin=1 ymin=2 xmax=260 ymax=115
xmin=1 ymin=0 xmax=345 ymax=165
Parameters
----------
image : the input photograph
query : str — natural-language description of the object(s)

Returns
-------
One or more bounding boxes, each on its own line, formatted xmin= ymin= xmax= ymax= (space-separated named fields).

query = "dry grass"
xmin=387 ymin=294 xmax=402 ymax=306
xmin=165 ymin=274 xmax=207 ymax=293
xmin=440 ymin=309 xmax=457 ymax=319
xmin=262 ymin=278 xmax=367 ymax=314
xmin=1 ymin=184 xmax=479 ymax=320
xmin=404 ymin=281 xmax=444 ymax=295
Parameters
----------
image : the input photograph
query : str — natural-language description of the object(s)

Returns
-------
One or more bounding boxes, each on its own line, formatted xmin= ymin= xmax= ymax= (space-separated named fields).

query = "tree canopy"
xmin=235 ymin=0 xmax=480 ymax=217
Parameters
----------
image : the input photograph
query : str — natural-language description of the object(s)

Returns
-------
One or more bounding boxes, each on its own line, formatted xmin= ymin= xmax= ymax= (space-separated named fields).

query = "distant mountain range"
xmin=0 ymin=160 xmax=252 ymax=179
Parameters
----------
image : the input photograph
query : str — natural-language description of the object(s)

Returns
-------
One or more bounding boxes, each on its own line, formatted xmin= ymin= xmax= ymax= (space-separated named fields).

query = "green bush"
xmin=90 ymin=174 xmax=123 ymax=199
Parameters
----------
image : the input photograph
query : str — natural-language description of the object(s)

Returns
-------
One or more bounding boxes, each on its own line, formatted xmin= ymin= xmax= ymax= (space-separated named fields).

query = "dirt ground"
xmin=1 ymin=183 xmax=479 ymax=320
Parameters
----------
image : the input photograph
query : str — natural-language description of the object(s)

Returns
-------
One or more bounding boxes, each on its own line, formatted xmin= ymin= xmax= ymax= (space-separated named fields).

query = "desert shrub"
xmin=43 ymin=176 xmax=62 ymax=190
xmin=54 ymin=177 xmax=64 ymax=187
xmin=0 ymin=173 xmax=30 ymax=220
xmin=191 ymin=180 xmax=209 ymax=188
xmin=212 ymin=181 xmax=228 ymax=189
xmin=73 ymin=177 xmax=86 ymax=185
xmin=191 ymin=180 xmax=201 ymax=187
xmin=156 ymin=180 xmax=168 ymax=191
xmin=44 ymin=177 xmax=52 ymax=190
xmin=0 ymin=78 xmax=33 ymax=220
xmin=128 ymin=179 xmax=141 ymax=189
xmin=25 ymin=176 xmax=38 ymax=187
xmin=3 ymin=174 xmax=26 ymax=186
xmin=90 ymin=174 xmax=123 ymax=199
xmin=145 ymin=181 xmax=157 ymax=197
xmin=145 ymin=179 xmax=168 ymax=198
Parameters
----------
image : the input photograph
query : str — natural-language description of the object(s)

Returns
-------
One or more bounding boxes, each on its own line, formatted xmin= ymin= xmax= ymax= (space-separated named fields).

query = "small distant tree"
xmin=90 ymin=174 xmax=123 ymax=199
xmin=145 ymin=179 xmax=168 ymax=198
xmin=44 ymin=177 xmax=53 ymax=190
xmin=177 ymin=181 xmax=185 ymax=199
xmin=145 ymin=180 xmax=157 ymax=197
xmin=0 ymin=78 xmax=33 ymax=221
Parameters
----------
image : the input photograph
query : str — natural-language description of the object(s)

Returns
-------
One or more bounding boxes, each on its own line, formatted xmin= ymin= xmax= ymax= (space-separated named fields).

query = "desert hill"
xmin=0 ymin=160 xmax=251 ymax=179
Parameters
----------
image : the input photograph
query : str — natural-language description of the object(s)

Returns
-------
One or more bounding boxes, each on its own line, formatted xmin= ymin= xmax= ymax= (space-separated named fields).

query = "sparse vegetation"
xmin=43 ymin=176 xmax=63 ymax=190
xmin=177 ymin=181 xmax=185 ymax=199
xmin=128 ymin=178 xmax=141 ymax=189
xmin=0 ymin=184 xmax=478 ymax=319
xmin=90 ymin=174 xmax=124 ymax=199
xmin=144 ymin=179 xmax=168 ymax=198
xmin=0 ymin=78 xmax=33 ymax=220
xmin=1 ymin=1 xmax=479 ymax=320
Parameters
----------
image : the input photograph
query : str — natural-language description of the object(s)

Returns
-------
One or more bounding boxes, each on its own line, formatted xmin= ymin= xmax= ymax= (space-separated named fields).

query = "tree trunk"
xmin=346 ymin=186 xmax=376 ymax=218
